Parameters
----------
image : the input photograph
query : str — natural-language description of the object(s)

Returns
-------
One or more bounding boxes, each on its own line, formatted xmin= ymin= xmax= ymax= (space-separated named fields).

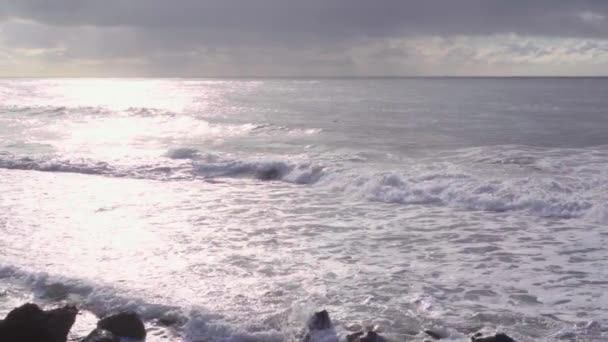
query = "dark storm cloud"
xmin=1 ymin=0 xmax=608 ymax=43
xmin=1 ymin=1 xmax=608 ymax=76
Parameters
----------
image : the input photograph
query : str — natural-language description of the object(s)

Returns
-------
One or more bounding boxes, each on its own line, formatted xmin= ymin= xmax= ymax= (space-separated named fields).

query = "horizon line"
xmin=2 ymin=75 xmax=608 ymax=79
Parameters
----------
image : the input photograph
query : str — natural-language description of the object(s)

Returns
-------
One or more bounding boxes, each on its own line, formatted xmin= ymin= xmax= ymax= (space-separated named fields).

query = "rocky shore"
xmin=0 ymin=303 xmax=145 ymax=342
xmin=0 ymin=303 xmax=517 ymax=342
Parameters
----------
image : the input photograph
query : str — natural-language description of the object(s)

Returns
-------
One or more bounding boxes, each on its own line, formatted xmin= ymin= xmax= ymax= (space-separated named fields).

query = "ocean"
xmin=0 ymin=78 xmax=607 ymax=341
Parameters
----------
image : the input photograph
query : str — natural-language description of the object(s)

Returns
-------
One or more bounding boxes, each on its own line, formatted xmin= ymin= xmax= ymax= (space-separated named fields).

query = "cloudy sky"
xmin=1 ymin=1 xmax=608 ymax=77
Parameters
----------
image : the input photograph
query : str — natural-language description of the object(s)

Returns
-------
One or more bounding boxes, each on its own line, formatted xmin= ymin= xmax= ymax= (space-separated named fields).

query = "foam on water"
xmin=2 ymin=78 xmax=608 ymax=341
xmin=4 ymin=261 xmax=605 ymax=342
xmin=0 ymin=264 xmax=348 ymax=342
xmin=1 ymin=146 xmax=606 ymax=223
xmin=341 ymin=170 xmax=599 ymax=220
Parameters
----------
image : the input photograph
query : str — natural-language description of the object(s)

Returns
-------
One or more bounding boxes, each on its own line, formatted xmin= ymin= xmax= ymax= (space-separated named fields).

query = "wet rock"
xmin=346 ymin=330 xmax=387 ymax=342
xmin=0 ymin=303 xmax=78 ymax=342
xmin=303 ymin=310 xmax=338 ymax=342
xmin=471 ymin=332 xmax=516 ymax=342
xmin=308 ymin=310 xmax=333 ymax=330
xmin=82 ymin=328 xmax=119 ymax=342
xmin=346 ymin=331 xmax=364 ymax=342
xmin=97 ymin=311 xmax=146 ymax=340
xmin=424 ymin=329 xmax=444 ymax=339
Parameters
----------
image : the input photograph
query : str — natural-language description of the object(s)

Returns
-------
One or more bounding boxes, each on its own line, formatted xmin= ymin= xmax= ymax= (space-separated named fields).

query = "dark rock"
xmin=302 ymin=310 xmax=338 ymax=342
xmin=424 ymin=329 xmax=444 ymax=339
xmin=347 ymin=331 xmax=387 ymax=342
xmin=45 ymin=306 xmax=79 ymax=341
xmin=307 ymin=310 xmax=333 ymax=331
xmin=346 ymin=331 xmax=365 ymax=342
xmin=97 ymin=311 xmax=146 ymax=340
xmin=471 ymin=332 xmax=517 ymax=342
xmin=82 ymin=328 xmax=119 ymax=342
xmin=0 ymin=303 xmax=78 ymax=342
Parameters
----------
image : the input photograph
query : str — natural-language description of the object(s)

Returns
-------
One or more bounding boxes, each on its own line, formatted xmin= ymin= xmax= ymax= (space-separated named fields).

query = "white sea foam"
xmin=0 ymin=264 xmax=332 ymax=342
xmin=3 ymin=79 xmax=608 ymax=342
xmin=1 ymin=149 xmax=606 ymax=221
xmin=342 ymin=171 xmax=596 ymax=219
xmin=0 ymin=264 xmax=177 ymax=320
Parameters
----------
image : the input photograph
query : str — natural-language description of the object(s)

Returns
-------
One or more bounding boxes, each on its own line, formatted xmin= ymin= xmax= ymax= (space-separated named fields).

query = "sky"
xmin=1 ymin=1 xmax=608 ymax=77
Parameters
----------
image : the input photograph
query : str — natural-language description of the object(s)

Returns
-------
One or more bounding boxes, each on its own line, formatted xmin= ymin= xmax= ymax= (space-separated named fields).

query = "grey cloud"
xmin=2 ymin=1 xmax=608 ymax=43
xmin=1 ymin=1 xmax=608 ymax=76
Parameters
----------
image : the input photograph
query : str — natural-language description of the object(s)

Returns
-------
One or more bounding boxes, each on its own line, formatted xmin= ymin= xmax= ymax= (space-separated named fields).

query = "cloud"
xmin=3 ymin=1 xmax=608 ymax=39
xmin=0 ymin=1 xmax=608 ymax=76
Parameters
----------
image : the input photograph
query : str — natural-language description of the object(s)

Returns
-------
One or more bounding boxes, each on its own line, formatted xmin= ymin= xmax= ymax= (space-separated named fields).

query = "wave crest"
xmin=1 ymin=148 xmax=606 ymax=221
xmin=342 ymin=170 xmax=596 ymax=219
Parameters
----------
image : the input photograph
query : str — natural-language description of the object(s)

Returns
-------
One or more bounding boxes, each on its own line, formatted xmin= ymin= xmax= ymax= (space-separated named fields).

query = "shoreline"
xmin=1 ymin=266 xmax=605 ymax=341
xmin=0 ymin=302 xmax=518 ymax=342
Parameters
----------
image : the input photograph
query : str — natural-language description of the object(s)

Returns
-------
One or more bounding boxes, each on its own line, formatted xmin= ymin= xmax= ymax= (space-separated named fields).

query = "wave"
xmin=0 ymin=152 xmax=326 ymax=184
xmin=0 ymin=105 xmax=322 ymax=138
xmin=0 ymin=153 xmax=195 ymax=181
xmin=1 ymin=105 xmax=112 ymax=117
xmin=0 ymin=155 xmax=116 ymax=176
xmin=192 ymin=155 xmax=325 ymax=184
xmin=340 ymin=171 xmax=598 ymax=219
xmin=0 ymin=264 xmax=183 ymax=322
xmin=165 ymin=149 xmax=326 ymax=183
xmin=0 ymin=264 xmax=298 ymax=341
xmin=250 ymin=123 xmax=323 ymax=136
xmin=1 ymin=147 xmax=607 ymax=221
xmin=166 ymin=147 xmax=201 ymax=160
xmin=1 ymin=264 xmax=604 ymax=342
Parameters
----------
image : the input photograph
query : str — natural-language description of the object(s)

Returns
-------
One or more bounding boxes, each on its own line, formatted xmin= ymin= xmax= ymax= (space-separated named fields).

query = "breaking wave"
xmin=1 ymin=146 xmax=607 ymax=221
xmin=339 ymin=171 xmax=600 ymax=219
xmin=0 ymin=151 xmax=326 ymax=184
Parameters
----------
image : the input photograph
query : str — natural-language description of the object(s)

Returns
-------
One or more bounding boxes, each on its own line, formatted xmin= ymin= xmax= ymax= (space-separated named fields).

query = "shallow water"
xmin=1 ymin=78 xmax=607 ymax=341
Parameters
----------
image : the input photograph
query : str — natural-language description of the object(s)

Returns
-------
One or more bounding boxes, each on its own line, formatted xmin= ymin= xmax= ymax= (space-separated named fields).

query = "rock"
xmin=82 ymin=328 xmax=119 ymax=342
xmin=97 ymin=311 xmax=146 ymax=340
xmin=308 ymin=310 xmax=333 ymax=331
xmin=303 ymin=310 xmax=338 ymax=342
xmin=45 ymin=306 xmax=79 ymax=341
xmin=424 ymin=329 xmax=442 ymax=339
xmin=346 ymin=331 xmax=364 ymax=342
xmin=471 ymin=332 xmax=517 ymax=342
xmin=424 ymin=328 xmax=448 ymax=339
xmin=347 ymin=330 xmax=387 ymax=342
xmin=0 ymin=303 xmax=78 ymax=342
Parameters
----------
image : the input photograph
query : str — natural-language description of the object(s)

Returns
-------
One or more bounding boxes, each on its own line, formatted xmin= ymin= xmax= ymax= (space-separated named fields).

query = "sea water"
xmin=1 ymin=78 xmax=607 ymax=341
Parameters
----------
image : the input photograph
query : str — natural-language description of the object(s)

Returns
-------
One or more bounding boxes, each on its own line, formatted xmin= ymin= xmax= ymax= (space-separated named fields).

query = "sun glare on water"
xmin=18 ymin=79 xmax=238 ymax=160
xmin=44 ymin=79 xmax=191 ymax=112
